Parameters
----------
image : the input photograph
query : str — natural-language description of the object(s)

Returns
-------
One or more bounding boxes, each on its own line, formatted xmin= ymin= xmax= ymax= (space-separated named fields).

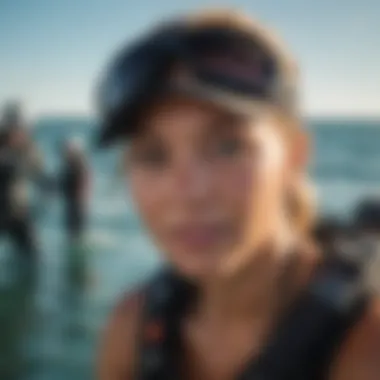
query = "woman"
xmin=96 ymin=9 xmax=380 ymax=380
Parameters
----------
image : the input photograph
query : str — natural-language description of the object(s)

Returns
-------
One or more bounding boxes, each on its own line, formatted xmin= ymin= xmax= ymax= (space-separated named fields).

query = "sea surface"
xmin=0 ymin=117 xmax=380 ymax=380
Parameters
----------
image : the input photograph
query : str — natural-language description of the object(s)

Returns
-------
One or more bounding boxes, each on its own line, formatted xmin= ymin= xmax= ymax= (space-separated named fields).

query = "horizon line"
xmin=32 ymin=112 xmax=380 ymax=122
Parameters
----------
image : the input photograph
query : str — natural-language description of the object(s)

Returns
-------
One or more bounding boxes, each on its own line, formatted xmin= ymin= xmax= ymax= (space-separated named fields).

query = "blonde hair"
xmin=288 ymin=175 xmax=317 ymax=238
xmin=276 ymin=112 xmax=317 ymax=239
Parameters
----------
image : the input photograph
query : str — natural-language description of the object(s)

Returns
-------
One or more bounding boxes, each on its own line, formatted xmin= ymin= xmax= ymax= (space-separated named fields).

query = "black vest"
xmin=135 ymin=254 xmax=371 ymax=380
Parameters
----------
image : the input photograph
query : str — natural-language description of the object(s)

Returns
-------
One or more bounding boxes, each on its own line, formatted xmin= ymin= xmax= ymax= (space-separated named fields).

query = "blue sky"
xmin=0 ymin=0 xmax=379 ymax=119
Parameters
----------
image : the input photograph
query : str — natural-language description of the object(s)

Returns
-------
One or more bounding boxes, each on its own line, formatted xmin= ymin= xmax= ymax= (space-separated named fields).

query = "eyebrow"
xmin=130 ymin=130 xmax=163 ymax=149
xmin=207 ymin=111 xmax=248 ymax=134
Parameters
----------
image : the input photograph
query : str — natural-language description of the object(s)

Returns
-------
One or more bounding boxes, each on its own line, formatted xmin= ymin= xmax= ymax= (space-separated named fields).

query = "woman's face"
xmin=126 ymin=96 xmax=300 ymax=281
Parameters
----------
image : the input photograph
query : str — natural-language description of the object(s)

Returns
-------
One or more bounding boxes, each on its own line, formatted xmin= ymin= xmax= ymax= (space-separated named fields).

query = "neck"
xmin=195 ymin=222 xmax=314 ymax=326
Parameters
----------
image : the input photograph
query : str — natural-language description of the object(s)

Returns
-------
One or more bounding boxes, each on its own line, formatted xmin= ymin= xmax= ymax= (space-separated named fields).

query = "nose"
xmin=171 ymin=157 xmax=214 ymax=208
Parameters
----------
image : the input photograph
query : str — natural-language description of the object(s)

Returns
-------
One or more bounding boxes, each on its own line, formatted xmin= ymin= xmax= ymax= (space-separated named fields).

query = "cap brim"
xmin=167 ymin=77 xmax=270 ymax=117
xmin=96 ymin=77 xmax=269 ymax=148
xmin=95 ymin=100 xmax=143 ymax=148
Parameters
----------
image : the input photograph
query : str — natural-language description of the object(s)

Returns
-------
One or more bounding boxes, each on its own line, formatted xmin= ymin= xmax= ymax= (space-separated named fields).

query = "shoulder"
xmin=330 ymin=297 xmax=380 ymax=380
xmin=97 ymin=269 xmax=180 ymax=380
xmin=97 ymin=286 xmax=146 ymax=380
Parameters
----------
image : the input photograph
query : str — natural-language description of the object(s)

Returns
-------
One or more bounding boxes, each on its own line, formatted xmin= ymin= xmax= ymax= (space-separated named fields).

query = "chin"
xmin=167 ymin=251 xmax=227 ymax=282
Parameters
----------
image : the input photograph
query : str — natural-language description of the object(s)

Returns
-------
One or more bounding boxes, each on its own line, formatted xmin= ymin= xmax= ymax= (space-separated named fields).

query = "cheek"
xmin=129 ymin=170 xmax=174 ymax=238
xmin=219 ymin=135 xmax=288 ymax=222
xmin=129 ymin=172 xmax=161 ymax=223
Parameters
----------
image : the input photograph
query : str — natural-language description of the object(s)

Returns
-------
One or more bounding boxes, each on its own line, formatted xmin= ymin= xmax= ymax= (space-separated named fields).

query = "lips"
xmin=170 ymin=222 xmax=228 ymax=251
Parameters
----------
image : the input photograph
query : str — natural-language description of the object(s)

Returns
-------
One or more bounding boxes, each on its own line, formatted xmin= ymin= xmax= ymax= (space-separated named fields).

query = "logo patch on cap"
xmin=199 ymin=52 xmax=269 ymax=87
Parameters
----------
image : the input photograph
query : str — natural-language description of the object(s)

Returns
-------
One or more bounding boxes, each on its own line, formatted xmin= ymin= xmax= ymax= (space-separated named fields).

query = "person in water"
xmin=96 ymin=10 xmax=380 ymax=380
xmin=0 ymin=102 xmax=46 ymax=259
xmin=59 ymin=137 xmax=90 ymax=244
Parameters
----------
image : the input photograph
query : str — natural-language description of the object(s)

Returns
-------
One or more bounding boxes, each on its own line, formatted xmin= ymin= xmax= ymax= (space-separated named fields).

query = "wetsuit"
xmin=60 ymin=156 xmax=89 ymax=241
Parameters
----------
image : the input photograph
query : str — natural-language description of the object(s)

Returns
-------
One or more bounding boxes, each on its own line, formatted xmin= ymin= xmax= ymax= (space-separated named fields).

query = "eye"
xmin=206 ymin=113 xmax=251 ymax=159
xmin=130 ymin=143 xmax=169 ymax=169
xmin=214 ymin=137 xmax=244 ymax=156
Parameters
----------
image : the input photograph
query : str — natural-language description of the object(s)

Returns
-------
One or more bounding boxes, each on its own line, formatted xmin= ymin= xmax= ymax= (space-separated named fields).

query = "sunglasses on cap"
xmin=96 ymin=23 xmax=294 ymax=147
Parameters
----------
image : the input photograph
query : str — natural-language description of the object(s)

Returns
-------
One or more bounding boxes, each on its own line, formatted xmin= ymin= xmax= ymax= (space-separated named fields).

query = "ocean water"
xmin=0 ymin=117 xmax=380 ymax=379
